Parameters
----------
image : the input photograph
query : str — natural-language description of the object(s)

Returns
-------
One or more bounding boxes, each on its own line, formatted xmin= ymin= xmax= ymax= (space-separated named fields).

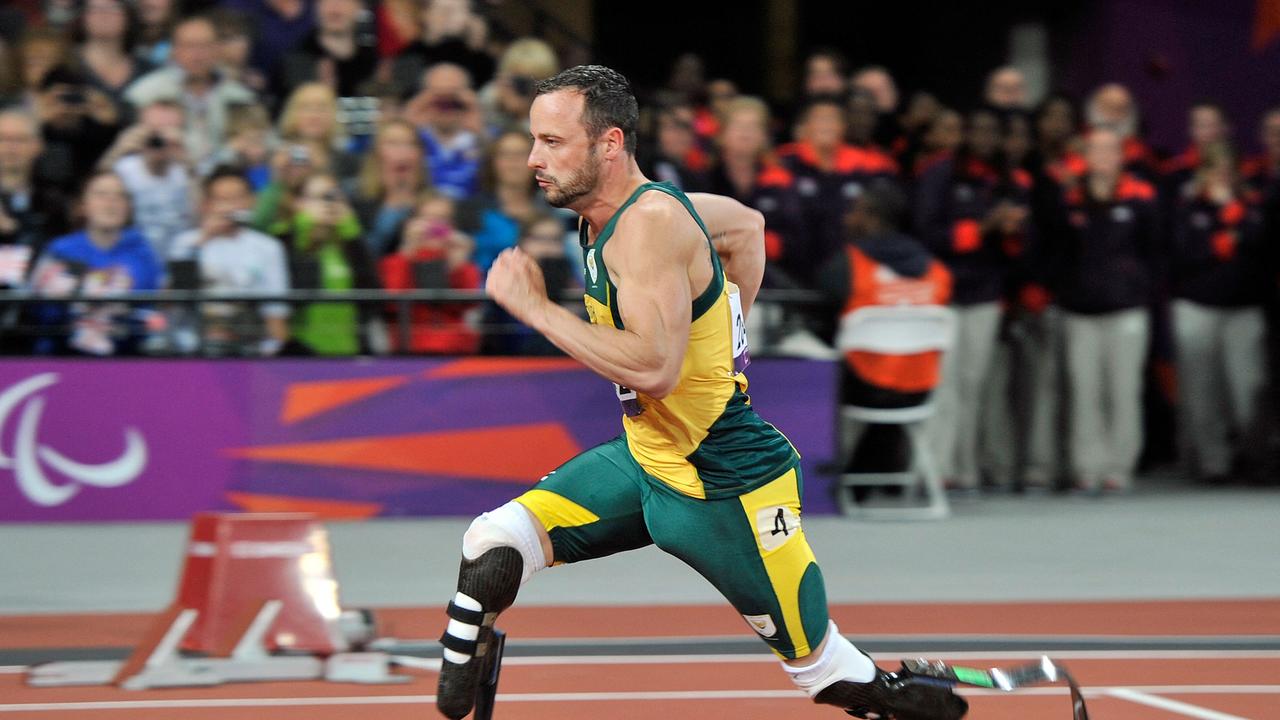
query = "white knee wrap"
xmin=461 ymin=501 xmax=547 ymax=586
xmin=781 ymin=622 xmax=877 ymax=696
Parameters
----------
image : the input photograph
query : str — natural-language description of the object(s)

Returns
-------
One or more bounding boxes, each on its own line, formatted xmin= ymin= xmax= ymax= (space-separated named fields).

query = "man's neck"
xmin=577 ymin=161 xmax=647 ymax=235
xmin=87 ymin=226 xmax=120 ymax=249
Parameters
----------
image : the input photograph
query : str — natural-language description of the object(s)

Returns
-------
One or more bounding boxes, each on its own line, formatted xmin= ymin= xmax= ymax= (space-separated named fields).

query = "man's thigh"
xmin=514 ymin=436 xmax=654 ymax=564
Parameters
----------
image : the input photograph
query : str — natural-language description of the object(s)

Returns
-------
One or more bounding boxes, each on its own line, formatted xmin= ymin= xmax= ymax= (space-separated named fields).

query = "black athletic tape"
xmin=439 ymin=632 xmax=479 ymax=656
xmin=446 ymin=601 xmax=485 ymax=626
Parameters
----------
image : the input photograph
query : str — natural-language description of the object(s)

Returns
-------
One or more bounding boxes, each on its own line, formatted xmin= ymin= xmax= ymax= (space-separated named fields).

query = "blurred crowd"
xmin=0 ymin=2 xmax=1277 ymax=489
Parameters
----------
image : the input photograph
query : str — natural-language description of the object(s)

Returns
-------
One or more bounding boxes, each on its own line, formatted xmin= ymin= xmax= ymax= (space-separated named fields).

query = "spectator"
xmin=895 ymin=90 xmax=943 ymax=168
xmin=1050 ymin=128 xmax=1158 ymax=493
xmin=34 ymin=65 xmax=124 ymax=188
xmin=0 ymin=109 xmax=69 ymax=259
xmin=914 ymin=105 xmax=1032 ymax=491
xmin=125 ymin=15 xmax=257 ymax=171
xmin=778 ymin=95 xmax=899 ymax=287
xmin=30 ymin=170 xmax=162 ymax=355
xmin=211 ymin=103 xmax=274 ymax=190
xmin=819 ymin=180 xmax=952 ymax=408
xmin=846 ymin=89 xmax=881 ymax=150
xmin=1170 ymin=143 xmax=1270 ymax=482
xmin=1085 ymin=83 xmax=1157 ymax=179
xmin=379 ymin=191 xmax=481 ymax=354
xmin=275 ymin=82 xmax=357 ymax=178
xmin=913 ymin=108 xmax=963 ymax=179
xmin=405 ymin=62 xmax=484 ymax=199
xmin=391 ymin=0 xmax=494 ymax=96
xmin=851 ymin=65 xmax=901 ymax=148
xmin=641 ymin=101 xmax=710 ymax=192
xmin=1241 ymin=107 xmax=1280 ymax=193
xmin=101 ymin=99 xmax=197 ymax=259
xmin=276 ymin=172 xmax=379 ymax=355
xmin=13 ymin=28 xmax=71 ymax=112
xmin=133 ymin=0 xmax=176 ymax=66
xmin=209 ymin=8 xmax=268 ymax=96
xmin=479 ymin=37 xmax=559 ymax=136
xmin=278 ymin=0 xmax=380 ymax=99
xmin=71 ymin=0 xmax=154 ymax=116
xmin=252 ymin=141 xmax=324 ymax=233
xmin=481 ymin=214 xmax=577 ymax=356
xmin=375 ymin=0 xmax=419 ymax=58
xmin=220 ymin=0 xmax=314 ymax=80
xmin=1162 ymin=102 xmax=1231 ymax=194
xmin=706 ymin=96 xmax=804 ymax=279
xmin=803 ymin=49 xmax=847 ymax=98
xmin=168 ymin=167 xmax=291 ymax=356
xmin=351 ymin=118 xmax=431 ymax=257
xmin=458 ymin=130 xmax=552 ymax=271
xmin=985 ymin=66 xmax=1029 ymax=111
xmin=1030 ymin=93 xmax=1084 ymax=187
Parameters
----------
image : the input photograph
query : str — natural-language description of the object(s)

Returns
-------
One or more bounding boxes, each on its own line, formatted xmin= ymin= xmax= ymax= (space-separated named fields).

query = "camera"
xmin=287 ymin=144 xmax=311 ymax=165
xmin=144 ymin=133 xmax=167 ymax=150
xmin=320 ymin=190 xmax=342 ymax=204
xmin=510 ymin=76 xmax=536 ymax=97
xmin=431 ymin=95 xmax=467 ymax=112
xmin=58 ymin=89 xmax=85 ymax=106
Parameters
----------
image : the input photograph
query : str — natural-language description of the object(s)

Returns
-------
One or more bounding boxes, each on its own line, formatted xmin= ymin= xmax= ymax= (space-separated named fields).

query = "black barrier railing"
xmin=0 ymin=288 xmax=833 ymax=357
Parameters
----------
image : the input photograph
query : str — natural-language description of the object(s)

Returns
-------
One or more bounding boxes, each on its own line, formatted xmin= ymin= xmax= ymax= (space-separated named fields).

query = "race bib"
xmin=728 ymin=285 xmax=750 ymax=374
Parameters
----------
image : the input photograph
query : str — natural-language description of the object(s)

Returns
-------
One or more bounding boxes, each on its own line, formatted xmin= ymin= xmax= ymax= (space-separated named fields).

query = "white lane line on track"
xmin=2 ymin=686 xmax=1279 ymax=712
xmin=1109 ymin=688 xmax=1251 ymax=719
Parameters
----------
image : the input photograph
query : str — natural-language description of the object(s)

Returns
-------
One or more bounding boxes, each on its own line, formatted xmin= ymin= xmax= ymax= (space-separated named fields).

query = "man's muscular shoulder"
xmin=606 ymin=191 xmax=703 ymax=271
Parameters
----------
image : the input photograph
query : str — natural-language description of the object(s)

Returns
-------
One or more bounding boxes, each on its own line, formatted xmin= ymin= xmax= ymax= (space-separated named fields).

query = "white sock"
xmin=461 ymin=501 xmax=548 ymax=586
xmin=781 ymin=621 xmax=877 ymax=697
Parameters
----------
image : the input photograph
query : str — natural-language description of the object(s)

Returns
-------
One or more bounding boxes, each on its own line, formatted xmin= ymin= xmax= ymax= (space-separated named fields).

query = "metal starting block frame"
xmin=28 ymin=600 xmax=408 ymax=690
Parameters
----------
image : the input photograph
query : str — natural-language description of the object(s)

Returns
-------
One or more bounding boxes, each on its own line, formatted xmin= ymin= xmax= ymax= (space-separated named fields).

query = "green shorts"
xmin=514 ymin=435 xmax=829 ymax=659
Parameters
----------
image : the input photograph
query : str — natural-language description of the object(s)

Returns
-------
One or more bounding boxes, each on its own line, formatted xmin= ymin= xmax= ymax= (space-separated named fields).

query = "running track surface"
xmin=2 ymin=599 xmax=1278 ymax=719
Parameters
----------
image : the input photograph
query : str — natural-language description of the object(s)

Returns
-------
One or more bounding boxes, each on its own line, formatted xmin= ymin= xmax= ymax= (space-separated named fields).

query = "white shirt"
xmin=114 ymin=154 xmax=195 ymax=260
xmin=169 ymin=226 xmax=290 ymax=318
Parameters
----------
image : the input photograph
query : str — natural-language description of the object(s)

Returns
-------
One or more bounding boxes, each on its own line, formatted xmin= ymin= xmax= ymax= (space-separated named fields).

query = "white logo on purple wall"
xmin=0 ymin=373 xmax=147 ymax=507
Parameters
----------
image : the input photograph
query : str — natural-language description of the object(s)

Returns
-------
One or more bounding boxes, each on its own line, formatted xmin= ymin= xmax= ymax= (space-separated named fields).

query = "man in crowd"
xmin=406 ymin=62 xmax=483 ymax=199
xmin=985 ymin=66 xmax=1029 ymax=111
xmin=0 ymin=109 xmax=67 ymax=259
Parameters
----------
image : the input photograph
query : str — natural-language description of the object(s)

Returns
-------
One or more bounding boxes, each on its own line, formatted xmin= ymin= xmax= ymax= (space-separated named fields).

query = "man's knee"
xmin=461 ymin=501 xmax=548 ymax=587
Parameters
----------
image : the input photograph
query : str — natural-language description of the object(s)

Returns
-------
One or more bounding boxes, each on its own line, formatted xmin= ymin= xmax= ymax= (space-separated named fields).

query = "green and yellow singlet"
xmin=579 ymin=181 xmax=799 ymax=500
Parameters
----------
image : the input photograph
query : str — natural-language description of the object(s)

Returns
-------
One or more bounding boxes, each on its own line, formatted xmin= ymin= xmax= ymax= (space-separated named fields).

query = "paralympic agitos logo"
xmin=0 ymin=373 xmax=147 ymax=507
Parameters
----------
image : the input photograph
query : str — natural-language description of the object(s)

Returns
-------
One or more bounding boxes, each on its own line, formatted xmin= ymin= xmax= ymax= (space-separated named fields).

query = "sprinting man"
xmin=435 ymin=65 xmax=968 ymax=720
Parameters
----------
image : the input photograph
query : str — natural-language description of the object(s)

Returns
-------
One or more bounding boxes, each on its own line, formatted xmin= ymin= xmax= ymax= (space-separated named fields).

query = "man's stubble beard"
xmin=542 ymin=144 xmax=600 ymax=209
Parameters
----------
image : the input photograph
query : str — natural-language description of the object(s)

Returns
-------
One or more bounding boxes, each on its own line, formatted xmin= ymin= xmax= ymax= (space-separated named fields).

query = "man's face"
xmin=968 ymin=112 xmax=1001 ymax=159
xmin=927 ymin=110 xmax=963 ymax=152
xmin=1085 ymin=129 xmax=1123 ymax=177
xmin=720 ymin=108 xmax=766 ymax=158
xmin=804 ymin=104 xmax=845 ymax=151
xmin=203 ymin=176 xmax=252 ymax=226
xmin=987 ymin=68 xmax=1027 ymax=109
xmin=1189 ymin=106 xmax=1227 ymax=147
xmin=1038 ymin=99 xmax=1075 ymax=146
xmin=421 ymin=65 xmax=471 ymax=133
xmin=317 ymin=0 xmax=360 ymax=35
xmin=805 ymin=57 xmax=845 ymax=96
xmin=172 ymin=20 xmax=219 ymax=80
xmin=1091 ymin=85 xmax=1135 ymax=134
xmin=657 ymin=107 xmax=695 ymax=161
xmin=83 ymin=174 xmax=130 ymax=231
xmin=0 ymin=115 xmax=43 ymax=175
xmin=529 ymin=90 xmax=603 ymax=209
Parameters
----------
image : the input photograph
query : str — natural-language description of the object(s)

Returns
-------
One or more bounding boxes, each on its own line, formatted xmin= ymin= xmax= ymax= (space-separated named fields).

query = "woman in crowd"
xmin=31 ymin=171 xmax=161 ymax=355
xmin=456 ymin=130 xmax=551 ymax=271
xmin=479 ymin=38 xmax=559 ymax=136
xmin=72 ymin=0 xmax=153 ymax=115
xmin=351 ymin=119 xmax=432 ymax=257
xmin=133 ymin=0 xmax=176 ymax=65
xmin=379 ymin=191 xmax=482 ymax=354
xmin=275 ymin=172 xmax=379 ymax=355
xmin=1170 ymin=143 xmax=1271 ymax=483
xmin=276 ymin=82 xmax=357 ymax=179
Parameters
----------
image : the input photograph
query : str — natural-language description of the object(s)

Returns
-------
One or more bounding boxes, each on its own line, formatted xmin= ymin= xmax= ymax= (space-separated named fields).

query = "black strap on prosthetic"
xmin=439 ymin=632 xmax=479 ymax=656
xmin=446 ymin=600 xmax=486 ymax=626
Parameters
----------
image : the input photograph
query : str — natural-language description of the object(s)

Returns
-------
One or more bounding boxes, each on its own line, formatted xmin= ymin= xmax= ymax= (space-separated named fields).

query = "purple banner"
xmin=0 ymin=358 xmax=838 ymax=522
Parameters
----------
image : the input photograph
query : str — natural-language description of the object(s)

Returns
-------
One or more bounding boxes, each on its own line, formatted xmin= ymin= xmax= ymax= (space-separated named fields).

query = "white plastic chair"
xmin=834 ymin=304 xmax=957 ymax=520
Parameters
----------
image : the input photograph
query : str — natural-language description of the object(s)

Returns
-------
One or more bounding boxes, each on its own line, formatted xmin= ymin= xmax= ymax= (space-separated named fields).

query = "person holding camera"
xmin=33 ymin=65 xmax=124 ymax=188
xmin=390 ymin=0 xmax=493 ymax=96
xmin=168 ymin=167 xmax=291 ymax=356
xmin=351 ymin=118 xmax=431 ymax=257
xmin=275 ymin=172 xmax=379 ymax=355
xmin=379 ymin=191 xmax=482 ymax=354
xmin=278 ymin=0 xmax=379 ymax=99
xmin=405 ymin=62 xmax=483 ymax=199
xmin=479 ymin=38 xmax=559 ymax=136
xmin=101 ymin=99 xmax=197 ymax=260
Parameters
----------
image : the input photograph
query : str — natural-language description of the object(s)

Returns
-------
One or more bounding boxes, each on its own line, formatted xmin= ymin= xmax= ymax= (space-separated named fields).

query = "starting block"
xmin=28 ymin=512 xmax=409 ymax=690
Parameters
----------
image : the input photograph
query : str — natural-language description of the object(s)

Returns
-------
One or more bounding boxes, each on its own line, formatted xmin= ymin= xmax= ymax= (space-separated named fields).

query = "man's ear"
xmin=601 ymin=126 xmax=626 ymax=160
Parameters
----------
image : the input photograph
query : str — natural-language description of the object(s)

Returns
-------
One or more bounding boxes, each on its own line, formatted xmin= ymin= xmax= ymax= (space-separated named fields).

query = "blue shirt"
xmin=222 ymin=0 xmax=315 ymax=75
xmin=419 ymin=128 xmax=481 ymax=200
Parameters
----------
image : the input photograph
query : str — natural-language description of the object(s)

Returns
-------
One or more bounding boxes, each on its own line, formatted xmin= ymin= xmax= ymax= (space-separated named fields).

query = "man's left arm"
xmin=686 ymin=193 xmax=765 ymax=318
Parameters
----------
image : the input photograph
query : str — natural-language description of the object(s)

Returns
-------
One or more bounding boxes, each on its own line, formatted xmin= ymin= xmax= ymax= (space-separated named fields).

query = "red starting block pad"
xmin=27 ymin=512 xmax=404 ymax=690
xmin=178 ymin=512 xmax=347 ymax=654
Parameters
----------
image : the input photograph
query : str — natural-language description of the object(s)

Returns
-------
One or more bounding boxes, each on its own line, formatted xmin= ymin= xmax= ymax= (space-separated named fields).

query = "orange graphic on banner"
xmin=225 ymin=492 xmax=383 ymax=519
xmin=424 ymin=357 xmax=581 ymax=380
xmin=226 ymin=422 xmax=581 ymax=482
xmin=279 ymin=375 xmax=411 ymax=424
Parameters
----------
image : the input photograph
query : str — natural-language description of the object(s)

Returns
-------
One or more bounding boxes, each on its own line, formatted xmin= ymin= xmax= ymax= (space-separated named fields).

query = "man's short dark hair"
xmin=536 ymin=65 xmax=639 ymax=154
xmin=202 ymin=165 xmax=252 ymax=195
xmin=858 ymin=179 xmax=908 ymax=230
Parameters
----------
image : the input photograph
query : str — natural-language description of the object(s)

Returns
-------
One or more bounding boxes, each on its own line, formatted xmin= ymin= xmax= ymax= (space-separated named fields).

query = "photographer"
xmin=34 ymin=65 xmax=124 ymax=187
xmin=405 ymin=62 xmax=483 ymax=199
xmin=479 ymin=38 xmax=559 ymax=136
xmin=168 ymin=167 xmax=291 ymax=356
xmin=277 ymin=0 xmax=379 ymax=98
xmin=101 ymin=99 xmax=197 ymax=260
